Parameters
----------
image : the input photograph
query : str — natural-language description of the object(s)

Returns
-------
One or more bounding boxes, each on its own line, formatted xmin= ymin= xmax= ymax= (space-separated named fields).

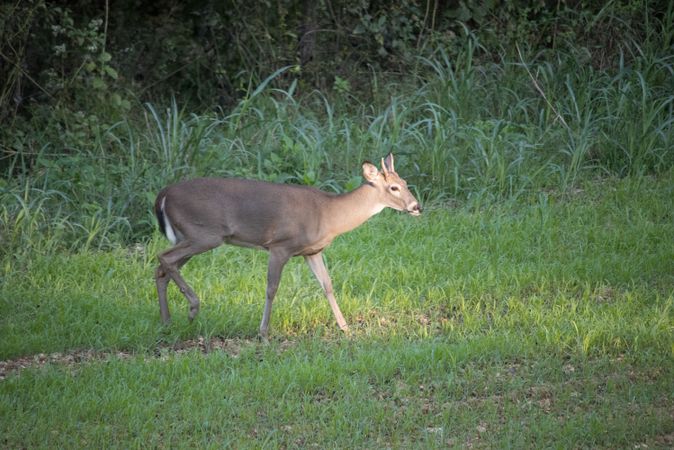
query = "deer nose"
xmin=409 ymin=202 xmax=422 ymax=215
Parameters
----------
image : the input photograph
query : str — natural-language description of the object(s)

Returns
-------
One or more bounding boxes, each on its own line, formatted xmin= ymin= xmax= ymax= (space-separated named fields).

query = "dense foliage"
xmin=1 ymin=1 xmax=673 ymax=253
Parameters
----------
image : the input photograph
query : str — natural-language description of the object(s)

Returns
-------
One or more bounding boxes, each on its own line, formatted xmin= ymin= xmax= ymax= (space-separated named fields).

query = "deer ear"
xmin=380 ymin=157 xmax=388 ymax=177
xmin=383 ymin=153 xmax=395 ymax=173
xmin=362 ymin=162 xmax=379 ymax=182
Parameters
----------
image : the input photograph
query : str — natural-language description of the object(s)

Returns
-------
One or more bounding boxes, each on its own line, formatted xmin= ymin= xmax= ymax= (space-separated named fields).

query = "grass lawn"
xmin=1 ymin=174 xmax=673 ymax=448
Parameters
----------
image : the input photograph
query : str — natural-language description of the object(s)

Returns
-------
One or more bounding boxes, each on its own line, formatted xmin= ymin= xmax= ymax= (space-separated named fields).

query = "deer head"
xmin=362 ymin=153 xmax=422 ymax=216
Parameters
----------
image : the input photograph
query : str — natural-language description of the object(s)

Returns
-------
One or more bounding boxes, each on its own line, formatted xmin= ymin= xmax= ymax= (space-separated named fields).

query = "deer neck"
xmin=325 ymin=184 xmax=384 ymax=236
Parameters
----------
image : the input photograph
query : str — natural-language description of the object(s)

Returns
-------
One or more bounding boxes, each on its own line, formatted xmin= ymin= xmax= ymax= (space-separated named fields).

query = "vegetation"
xmin=1 ymin=1 xmax=673 ymax=447
xmin=2 ymin=177 xmax=673 ymax=447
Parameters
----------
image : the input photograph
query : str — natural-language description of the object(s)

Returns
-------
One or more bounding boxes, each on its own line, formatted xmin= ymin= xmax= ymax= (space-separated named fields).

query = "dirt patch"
xmin=162 ymin=336 xmax=250 ymax=357
xmin=0 ymin=349 xmax=112 ymax=380
xmin=0 ymin=336 xmax=295 ymax=380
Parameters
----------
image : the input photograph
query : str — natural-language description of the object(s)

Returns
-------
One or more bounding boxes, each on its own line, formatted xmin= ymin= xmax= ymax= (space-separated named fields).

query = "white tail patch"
xmin=161 ymin=196 xmax=178 ymax=245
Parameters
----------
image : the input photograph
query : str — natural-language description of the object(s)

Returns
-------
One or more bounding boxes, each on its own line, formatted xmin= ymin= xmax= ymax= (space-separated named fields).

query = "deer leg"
xmin=157 ymin=239 xmax=219 ymax=321
xmin=155 ymin=256 xmax=193 ymax=323
xmin=155 ymin=265 xmax=171 ymax=323
xmin=304 ymin=252 xmax=349 ymax=332
xmin=260 ymin=249 xmax=291 ymax=338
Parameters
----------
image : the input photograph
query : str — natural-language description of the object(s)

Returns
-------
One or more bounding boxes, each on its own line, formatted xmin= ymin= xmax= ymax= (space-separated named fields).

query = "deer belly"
xmin=296 ymin=237 xmax=334 ymax=256
xmin=224 ymin=237 xmax=268 ymax=250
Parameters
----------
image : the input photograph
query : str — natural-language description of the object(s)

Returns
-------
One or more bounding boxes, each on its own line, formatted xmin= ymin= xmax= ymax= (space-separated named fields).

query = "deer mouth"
xmin=407 ymin=204 xmax=422 ymax=216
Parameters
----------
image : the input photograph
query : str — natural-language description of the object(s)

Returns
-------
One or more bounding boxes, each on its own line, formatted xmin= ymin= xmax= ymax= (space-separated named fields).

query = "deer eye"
xmin=390 ymin=185 xmax=400 ymax=192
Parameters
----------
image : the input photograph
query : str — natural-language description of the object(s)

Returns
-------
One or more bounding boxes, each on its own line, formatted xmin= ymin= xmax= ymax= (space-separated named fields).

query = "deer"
xmin=153 ymin=153 xmax=421 ymax=338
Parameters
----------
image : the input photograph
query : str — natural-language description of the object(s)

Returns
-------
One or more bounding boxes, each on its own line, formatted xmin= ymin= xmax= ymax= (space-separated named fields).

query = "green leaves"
xmin=91 ymin=77 xmax=107 ymax=90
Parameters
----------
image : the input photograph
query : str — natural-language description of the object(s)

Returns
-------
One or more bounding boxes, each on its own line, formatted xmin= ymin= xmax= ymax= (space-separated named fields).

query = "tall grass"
xmin=1 ymin=29 xmax=673 ymax=255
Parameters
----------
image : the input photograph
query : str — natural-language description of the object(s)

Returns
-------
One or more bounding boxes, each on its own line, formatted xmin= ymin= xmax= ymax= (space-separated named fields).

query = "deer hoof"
xmin=340 ymin=324 xmax=351 ymax=336
xmin=188 ymin=305 xmax=199 ymax=321
xmin=258 ymin=328 xmax=270 ymax=342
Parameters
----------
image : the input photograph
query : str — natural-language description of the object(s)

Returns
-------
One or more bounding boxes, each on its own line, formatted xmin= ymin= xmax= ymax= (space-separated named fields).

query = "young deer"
xmin=154 ymin=153 xmax=421 ymax=337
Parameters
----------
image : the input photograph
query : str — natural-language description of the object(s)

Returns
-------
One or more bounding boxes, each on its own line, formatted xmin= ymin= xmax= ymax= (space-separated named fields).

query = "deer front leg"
xmin=304 ymin=252 xmax=349 ymax=332
xmin=260 ymin=249 xmax=291 ymax=338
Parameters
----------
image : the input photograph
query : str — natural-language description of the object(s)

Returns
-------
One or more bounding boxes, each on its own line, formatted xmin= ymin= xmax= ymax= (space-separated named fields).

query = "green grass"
xmin=2 ymin=341 xmax=671 ymax=448
xmin=2 ymin=14 xmax=673 ymax=447
xmin=1 ymin=174 xmax=673 ymax=448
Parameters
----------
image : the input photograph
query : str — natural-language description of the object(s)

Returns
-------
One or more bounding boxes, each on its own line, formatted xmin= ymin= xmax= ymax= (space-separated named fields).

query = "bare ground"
xmin=0 ymin=336 xmax=297 ymax=380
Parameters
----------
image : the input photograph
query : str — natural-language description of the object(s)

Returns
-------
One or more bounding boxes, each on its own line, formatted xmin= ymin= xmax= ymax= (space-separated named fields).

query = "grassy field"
xmin=2 ymin=7 xmax=673 ymax=446
xmin=1 ymin=174 xmax=673 ymax=448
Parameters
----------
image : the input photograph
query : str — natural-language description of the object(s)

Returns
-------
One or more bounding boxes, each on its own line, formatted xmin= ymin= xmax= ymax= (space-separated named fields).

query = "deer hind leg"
xmin=155 ymin=255 xmax=194 ymax=323
xmin=155 ymin=265 xmax=172 ymax=323
xmin=156 ymin=238 xmax=221 ymax=322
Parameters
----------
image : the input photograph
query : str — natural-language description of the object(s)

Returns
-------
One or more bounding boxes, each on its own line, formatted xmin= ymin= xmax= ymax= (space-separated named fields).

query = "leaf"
xmin=100 ymin=52 xmax=112 ymax=62
xmin=91 ymin=77 xmax=107 ymax=90
xmin=457 ymin=5 xmax=472 ymax=22
xmin=302 ymin=170 xmax=317 ymax=186
xmin=249 ymin=66 xmax=292 ymax=99
xmin=104 ymin=66 xmax=118 ymax=80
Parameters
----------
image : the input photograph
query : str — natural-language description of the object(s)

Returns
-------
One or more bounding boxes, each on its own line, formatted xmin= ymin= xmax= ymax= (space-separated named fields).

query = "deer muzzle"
xmin=408 ymin=202 xmax=422 ymax=216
